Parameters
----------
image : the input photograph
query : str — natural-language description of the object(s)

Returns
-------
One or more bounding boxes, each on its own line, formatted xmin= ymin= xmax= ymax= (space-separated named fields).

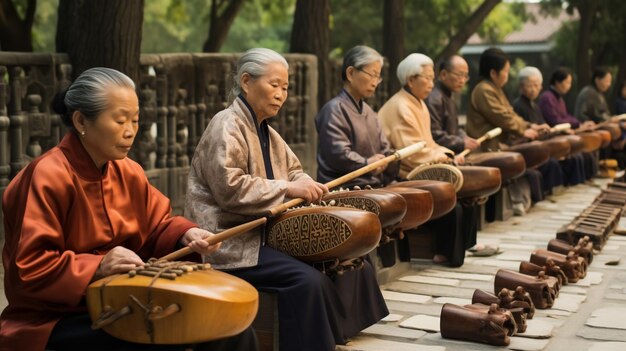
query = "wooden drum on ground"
xmin=387 ymin=180 xmax=456 ymax=220
xmin=265 ymin=206 xmax=382 ymax=263
xmin=466 ymin=152 xmax=526 ymax=183
xmin=87 ymin=262 xmax=259 ymax=344
xmin=506 ymin=141 xmax=550 ymax=169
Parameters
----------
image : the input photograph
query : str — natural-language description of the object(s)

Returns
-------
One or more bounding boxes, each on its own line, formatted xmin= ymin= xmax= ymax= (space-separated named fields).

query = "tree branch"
xmin=435 ymin=0 xmax=502 ymax=63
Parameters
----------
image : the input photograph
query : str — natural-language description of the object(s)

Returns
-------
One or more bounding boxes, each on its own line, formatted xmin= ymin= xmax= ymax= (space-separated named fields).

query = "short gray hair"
xmin=341 ymin=45 xmax=384 ymax=81
xmin=397 ymin=53 xmax=434 ymax=86
xmin=518 ymin=66 xmax=543 ymax=85
xmin=53 ymin=67 xmax=135 ymax=128
xmin=231 ymin=48 xmax=289 ymax=97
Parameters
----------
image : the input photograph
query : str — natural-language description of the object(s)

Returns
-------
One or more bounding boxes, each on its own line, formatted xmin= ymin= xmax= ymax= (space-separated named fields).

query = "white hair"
xmin=396 ymin=53 xmax=434 ymax=86
xmin=518 ymin=66 xmax=543 ymax=85
xmin=231 ymin=48 xmax=289 ymax=97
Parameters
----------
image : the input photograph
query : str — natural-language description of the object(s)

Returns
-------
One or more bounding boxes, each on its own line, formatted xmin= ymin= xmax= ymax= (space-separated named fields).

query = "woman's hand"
xmin=367 ymin=154 xmax=387 ymax=175
xmin=454 ymin=154 xmax=465 ymax=164
xmin=93 ymin=246 xmax=144 ymax=281
xmin=286 ymin=178 xmax=328 ymax=203
xmin=180 ymin=228 xmax=222 ymax=255
xmin=523 ymin=128 xmax=539 ymax=140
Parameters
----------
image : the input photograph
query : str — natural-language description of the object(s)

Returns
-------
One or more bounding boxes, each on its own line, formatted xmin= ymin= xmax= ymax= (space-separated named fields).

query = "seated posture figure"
xmin=426 ymin=55 xmax=479 ymax=155
xmin=512 ymin=66 xmax=565 ymax=197
xmin=377 ymin=53 xmax=488 ymax=266
xmin=316 ymin=45 xmax=399 ymax=188
xmin=467 ymin=48 xmax=551 ymax=213
xmin=575 ymin=67 xmax=613 ymax=123
xmin=466 ymin=48 xmax=542 ymax=150
xmin=0 ymin=68 xmax=256 ymax=351
xmin=538 ymin=67 xmax=591 ymax=184
xmin=378 ymin=53 xmax=456 ymax=178
xmin=185 ymin=48 xmax=388 ymax=351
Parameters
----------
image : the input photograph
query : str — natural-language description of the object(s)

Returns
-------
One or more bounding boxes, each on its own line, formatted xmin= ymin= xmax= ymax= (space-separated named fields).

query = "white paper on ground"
xmin=399 ymin=314 xmax=441 ymax=332
xmin=381 ymin=290 xmax=432 ymax=304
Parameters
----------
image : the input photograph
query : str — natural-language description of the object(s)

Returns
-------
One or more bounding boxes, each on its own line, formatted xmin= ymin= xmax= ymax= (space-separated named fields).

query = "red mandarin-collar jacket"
xmin=0 ymin=132 xmax=196 ymax=351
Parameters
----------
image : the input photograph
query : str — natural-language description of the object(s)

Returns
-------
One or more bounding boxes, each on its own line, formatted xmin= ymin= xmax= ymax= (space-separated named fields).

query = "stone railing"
xmin=0 ymin=52 xmax=319 ymax=238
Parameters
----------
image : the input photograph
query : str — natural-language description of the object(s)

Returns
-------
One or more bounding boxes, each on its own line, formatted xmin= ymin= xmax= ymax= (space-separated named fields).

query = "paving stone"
xmin=605 ymin=293 xmax=626 ymax=301
xmin=551 ymin=293 xmax=586 ymax=312
xmin=361 ymin=323 xmax=427 ymax=340
xmin=577 ymin=325 xmax=626 ymax=342
xmin=601 ymin=244 xmax=620 ymax=251
xmin=432 ymin=297 xmax=472 ymax=306
xmin=382 ymin=290 xmax=432 ymax=304
xmin=416 ymin=269 xmax=493 ymax=281
xmin=559 ymin=285 xmax=588 ymax=295
xmin=518 ymin=318 xmax=554 ymax=339
xmin=499 ymin=243 xmax=540 ymax=251
xmin=585 ymin=306 xmax=626 ymax=330
xmin=588 ymin=341 xmax=626 ymax=351
xmin=495 ymin=251 xmax=532 ymax=261
xmin=459 ymin=280 xmax=493 ymax=291
xmin=384 ymin=281 xmax=476 ymax=299
xmin=509 ymin=336 xmax=551 ymax=351
xmin=381 ymin=313 xmax=404 ymax=322
xmin=399 ymin=275 xmax=461 ymax=287
xmin=336 ymin=336 xmax=445 ymax=351
xmin=475 ymin=259 xmax=522 ymax=270
xmin=386 ymin=301 xmax=444 ymax=316
xmin=399 ymin=314 xmax=440 ymax=332
xmin=572 ymin=271 xmax=603 ymax=286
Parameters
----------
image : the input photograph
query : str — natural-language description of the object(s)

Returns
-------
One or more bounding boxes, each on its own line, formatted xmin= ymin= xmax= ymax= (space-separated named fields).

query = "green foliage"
xmin=220 ymin=0 xmax=295 ymax=53
xmin=21 ymin=0 xmax=58 ymax=52
xmin=329 ymin=0 xmax=527 ymax=58
xmin=27 ymin=0 xmax=531 ymax=56
xmin=142 ymin=0 xmax=212 ymax=53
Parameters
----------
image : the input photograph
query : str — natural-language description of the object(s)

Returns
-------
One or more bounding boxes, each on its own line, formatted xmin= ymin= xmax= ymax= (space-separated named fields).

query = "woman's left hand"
xmin=180 ymin=228 xmax=221 ymax=255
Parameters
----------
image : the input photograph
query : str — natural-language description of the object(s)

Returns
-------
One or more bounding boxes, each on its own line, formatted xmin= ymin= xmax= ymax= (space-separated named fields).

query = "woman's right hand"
xmin=286 ymin=178 xmax=329 ymax=203
xmin=93 ymin=246 xmax=144 ymax=281
xmin=367 ymin=154 xmax=387 ymax=175
xmin=523 ymin=128 xmax=539 ymax=140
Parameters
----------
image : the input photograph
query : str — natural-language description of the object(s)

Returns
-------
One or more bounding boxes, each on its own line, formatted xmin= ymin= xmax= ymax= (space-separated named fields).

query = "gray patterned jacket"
xmin=185 ymin=97 xmax=311 ymax=269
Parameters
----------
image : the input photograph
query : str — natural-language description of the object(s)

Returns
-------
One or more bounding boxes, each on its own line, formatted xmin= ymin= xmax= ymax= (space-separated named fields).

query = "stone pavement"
xmin=1 ymin=180 xmax=626 ymax=351
xmin=338 ymin=179 xmax=626 ymax=351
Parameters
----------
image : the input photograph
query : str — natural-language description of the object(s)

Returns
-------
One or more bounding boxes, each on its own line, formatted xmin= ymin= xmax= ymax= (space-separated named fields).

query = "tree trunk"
xmin=383 ymin=0 xmax=405 ymax=93
xmin=290 ymin=0 xmax=330 ymax=108
xmin=56 ymin=0 xmax=144 ymax=83
xmin=0 ymin=0 xmax=36 ymax=51
xmin=202 ymin=0 xmax=245 ymax=52
xmin=574 ymin=0 xmax=597 ymax=89
xmin=435 ymin=0 xmax=502 ymax=63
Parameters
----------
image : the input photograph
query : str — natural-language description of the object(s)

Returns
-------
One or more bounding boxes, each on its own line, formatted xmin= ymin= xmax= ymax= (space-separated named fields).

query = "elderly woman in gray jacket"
xmin=185 ymin=48 xmax=388 ymax=351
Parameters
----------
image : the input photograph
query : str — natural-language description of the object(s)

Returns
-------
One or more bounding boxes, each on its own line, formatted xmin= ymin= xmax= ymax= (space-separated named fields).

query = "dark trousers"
xmin=227 ymin=246 xmax=388 ymax=351
xmin=429 ymin=203 xmax=478 ymax=267
xmin=46 ymin=314 xmax=258 ymax=351
xmin=582 ymin=152 xmax=598 ymax=179
xmin=537 ymin=158 xmax=564 ymax=196
xmin=560 ymin=154 xmax=586 ymax=186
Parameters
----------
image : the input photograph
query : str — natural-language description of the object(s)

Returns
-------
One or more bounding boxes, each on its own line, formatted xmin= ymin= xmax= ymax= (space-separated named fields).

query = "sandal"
xmin=468 ymin=244 xmax=500 ymax=257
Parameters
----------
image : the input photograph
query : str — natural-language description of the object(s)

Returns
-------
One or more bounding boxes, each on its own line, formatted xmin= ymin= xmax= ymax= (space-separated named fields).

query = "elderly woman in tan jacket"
xmin=378 ymin=53 xmax=458 ymax=178
xmin=467 ymin=48 xmax=543 ymax=151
